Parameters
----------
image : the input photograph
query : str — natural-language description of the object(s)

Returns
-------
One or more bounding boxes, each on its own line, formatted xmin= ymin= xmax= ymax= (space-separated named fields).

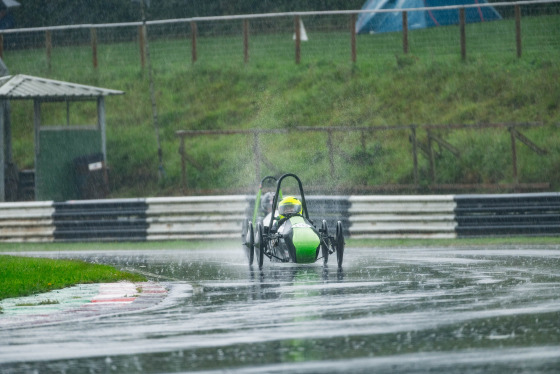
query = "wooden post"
xmin=510 ymin=127 xmax=519 ymax=185
xmin=459 ymin=8 xmax=466 ymax=61
xmin=410 ymin=125 xmax=418 ymax=186
xmin=350 ymin=14 xmax=357 ymax=63
xmin=97 ymin=97 xmax=107 ymax=164
xmin=91 ymin=28 xmax=98 ymax=69
xmin=191 ymin=21 xmax=197 ymax=63
xmin=402 ymin=11 xmax=409 ymax=54
xmin=179 ymin=136 xmax=187 ymax=194
xmin=243 ymin=19 xmax=249 ymax=64
xmin=138 ymin=25 xmax=146 ymax=69
xmin=45 ymin=30 xmax=52 ymax=70
xmin=515 ymin=5 xmax=522 ymax=58
xmin=0 ymin=34 xmax=4 ymax=59
xmin=295 ymin=16 xmax=301 ymax=64
xmin=427 ymin=130 xmax=436 ymax=183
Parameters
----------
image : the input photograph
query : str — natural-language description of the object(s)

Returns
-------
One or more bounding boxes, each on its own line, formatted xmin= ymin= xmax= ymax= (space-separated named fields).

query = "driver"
xmin=263 ymin=195 xmax=302 ymax=230
xmin=278 ymin=196 xmax=302 ymax=219
xmin=271 ymin=196 xmax=303 ymax=261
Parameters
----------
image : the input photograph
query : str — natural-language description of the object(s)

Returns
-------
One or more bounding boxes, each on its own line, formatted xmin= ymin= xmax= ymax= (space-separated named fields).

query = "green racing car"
xmin=242 ymin=173 xmax=345 ymax=269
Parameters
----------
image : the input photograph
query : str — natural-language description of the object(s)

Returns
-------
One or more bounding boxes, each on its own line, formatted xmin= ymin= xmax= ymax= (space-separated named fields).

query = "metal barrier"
xmin=348 ymin=195 xmax=457 ymax=239
xmin=0 ymin=201 xmax=54 ymax=242
xmin=455 ymin=192 xmax=560 ymax=237
xmin=53 ymin=199 xmax=148 ymax=242
xmin=146 ymin=196 xmax=246 ymax=240
xmin=0 ymin=193 xmax=557 ymax=242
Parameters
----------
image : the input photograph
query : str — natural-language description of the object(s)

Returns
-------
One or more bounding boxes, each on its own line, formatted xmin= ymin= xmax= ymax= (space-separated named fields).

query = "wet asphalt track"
xmin=1 ymin=243 xmax=560 ymax=373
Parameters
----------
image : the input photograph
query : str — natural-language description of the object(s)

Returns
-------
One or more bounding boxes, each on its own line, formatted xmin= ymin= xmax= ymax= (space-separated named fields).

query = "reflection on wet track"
xmin=1 ymin=244 xmax=560 ymax=373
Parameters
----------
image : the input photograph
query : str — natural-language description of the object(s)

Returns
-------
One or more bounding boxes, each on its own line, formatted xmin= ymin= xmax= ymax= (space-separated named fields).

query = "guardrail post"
xmin=91 ymin=28 xmax=98 ymax=69
xmin=45 ymin=30 xmax=52 ymax=70
xmin=350 ymin=14 xmax=357 ymax=63
xmin=515 ymin=5 xmax=522 ymax=58
xmin=402 ymin=11 xmax=408 ymax=54
xmin=295 ymin=16 xmax=301 ymax=64
xmin=191 ymin=21 xmax=198 ymax=63
xmin=0 ymin=34 xmax=4 ymax=59
xmin=460 ymin=8 xmax=466 ymax=61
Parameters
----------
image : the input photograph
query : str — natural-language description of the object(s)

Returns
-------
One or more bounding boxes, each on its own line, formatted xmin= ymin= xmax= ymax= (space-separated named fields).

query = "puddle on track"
xmin=1 ymin=245 xmax=560 ymax=373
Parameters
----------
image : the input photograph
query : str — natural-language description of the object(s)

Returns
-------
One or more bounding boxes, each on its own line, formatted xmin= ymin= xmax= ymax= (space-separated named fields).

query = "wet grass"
xmin=0 ymin=255 xmax=146 ymax=301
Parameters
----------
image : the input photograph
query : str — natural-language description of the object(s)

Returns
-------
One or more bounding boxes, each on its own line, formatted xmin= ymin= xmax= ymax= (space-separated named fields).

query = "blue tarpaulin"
xmin=356 ymin=0 xmax=502 ymax=34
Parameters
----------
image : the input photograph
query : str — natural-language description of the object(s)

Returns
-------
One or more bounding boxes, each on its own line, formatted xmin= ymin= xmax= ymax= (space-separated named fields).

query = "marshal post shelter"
xmin=0 ymin=74 xmax=124 ymax=201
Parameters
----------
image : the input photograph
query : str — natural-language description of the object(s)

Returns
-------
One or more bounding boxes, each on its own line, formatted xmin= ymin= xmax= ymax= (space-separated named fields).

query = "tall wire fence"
xmin=0 ymin=1 xmax=559 ymax=72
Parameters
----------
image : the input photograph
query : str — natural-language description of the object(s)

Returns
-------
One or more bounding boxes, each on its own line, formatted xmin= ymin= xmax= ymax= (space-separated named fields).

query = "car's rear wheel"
xmin=255 ymin=223 xmax=265 ymax=269
xmin=321 ymin=220 xmax=329 ymax=265
xmin=336 ymin=221 xmax=344 ymax=268
xmin=246 ymin=221 xmax=254 ymax=265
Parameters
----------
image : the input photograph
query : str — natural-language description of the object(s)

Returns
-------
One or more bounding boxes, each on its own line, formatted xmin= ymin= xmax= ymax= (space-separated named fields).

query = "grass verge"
xmin=0 ymin=255 xmax=146 ymax=301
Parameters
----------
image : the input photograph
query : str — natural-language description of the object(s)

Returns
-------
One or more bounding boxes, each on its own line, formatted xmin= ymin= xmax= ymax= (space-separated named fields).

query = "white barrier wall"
xmin=348 ymin=195 xmax=457 ymax=239
xmin=0 ymin=201 xmax=55 ymax=242
xmin=145 ymin=196 xmax=247 ymax=241
xmin=2 ymin=193 xmax=555 ymax=242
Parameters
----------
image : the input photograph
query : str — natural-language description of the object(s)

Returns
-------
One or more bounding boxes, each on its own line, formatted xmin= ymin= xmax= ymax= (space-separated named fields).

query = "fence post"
xmin=410 ymin=125 xmax=418 ymax=185
xmin=515 ymin=5 xmax=522 ymax=58
xmin=427 ymin=130 xmax=436 ymax=183
xmin=509 ymin=127 xmax=518 ymax=185
xmin=45 ymin=30 xmax=52 ymax=70
xmin=402 ymin=11 xmax=408 ymax=54
xmin=459 ymin=8 xmax=466 ymax=60
xmin=191 ymin=21 xmax=197 ymax=63
xmin=295 ymin=16 xmax=301 ymax=64
xmin=179 ymin=135 xmax=188 ymax=193
xmin=350 ymin=14 xmax=357 ymax=63
xmin=0 ymin=34 xmax=3 ymax=59
xmin=243 ymin=19 xmax=249 ymax=64
xmin=91 ymin=28 xmax=98 ymax=69
xmin=138 ymin=25 xmax=146 ymax=69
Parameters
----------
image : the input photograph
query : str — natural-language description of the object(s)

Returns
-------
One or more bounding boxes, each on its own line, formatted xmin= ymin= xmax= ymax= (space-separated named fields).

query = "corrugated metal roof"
xmin=0 ymin=74 xmax=124 ymax=100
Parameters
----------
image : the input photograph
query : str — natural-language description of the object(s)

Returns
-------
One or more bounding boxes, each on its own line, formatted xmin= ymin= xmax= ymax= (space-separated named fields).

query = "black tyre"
xmin=241 ymin=219 xmax=248 ymax=239
xmin=245 ymin=221 xmax=254 ymax=265
xmin=321 ymin=220 xmax=329 ymax=265
xmin=255 ymin=223 xmax=265 ymax=269
xmin=336 ymin=221 xmax=344 ymax=268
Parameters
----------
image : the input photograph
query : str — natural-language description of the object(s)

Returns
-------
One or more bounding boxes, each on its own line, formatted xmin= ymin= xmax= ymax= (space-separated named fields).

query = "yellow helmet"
xmin=278 ymin=196 xmax=302 ymax=218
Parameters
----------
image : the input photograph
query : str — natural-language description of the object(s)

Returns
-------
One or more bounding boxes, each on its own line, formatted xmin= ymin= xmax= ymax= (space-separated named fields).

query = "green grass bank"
xmin=0 ymin=255 xmax=146 ymax=301
xmin=3 ymin=15 xmax=560 ymax=196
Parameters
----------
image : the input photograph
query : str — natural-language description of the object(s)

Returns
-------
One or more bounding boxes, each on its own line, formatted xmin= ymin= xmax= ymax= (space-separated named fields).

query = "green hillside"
xmin=3 ymin=15 xmax=560 ymax=197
